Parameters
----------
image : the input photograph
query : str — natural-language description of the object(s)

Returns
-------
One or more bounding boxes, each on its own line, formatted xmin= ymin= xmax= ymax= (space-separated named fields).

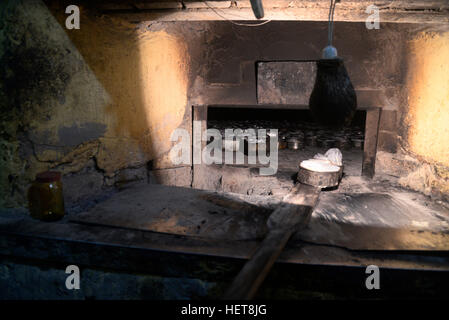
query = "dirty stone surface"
xmin=1 ymin=178 xmax=449 ymax=300
xmin=70 ymin=184 xmax=279 ymax=241
xmin=65 ymin=173 xmax=449 ymax=252
xmin=193 ymin=147 xmax=363 ymax=195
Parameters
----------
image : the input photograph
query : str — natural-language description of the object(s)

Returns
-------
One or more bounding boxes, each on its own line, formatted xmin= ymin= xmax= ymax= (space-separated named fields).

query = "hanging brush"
xmin=309 ymin=0 xmax=357 ymax=127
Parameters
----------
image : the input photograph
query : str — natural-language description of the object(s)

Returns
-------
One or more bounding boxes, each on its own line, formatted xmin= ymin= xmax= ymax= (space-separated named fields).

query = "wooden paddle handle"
xmin=222 ymin=184 xmax=321 ymax=300
xmin=222 ymin=228 xmax=293 ymax=300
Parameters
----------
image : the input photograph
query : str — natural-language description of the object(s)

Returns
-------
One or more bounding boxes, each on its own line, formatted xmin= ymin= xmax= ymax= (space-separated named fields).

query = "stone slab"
xmin=296 ymin=192 xmax=449 ymax=250
xmin=70 ymin=184 xmax=277 ymax=241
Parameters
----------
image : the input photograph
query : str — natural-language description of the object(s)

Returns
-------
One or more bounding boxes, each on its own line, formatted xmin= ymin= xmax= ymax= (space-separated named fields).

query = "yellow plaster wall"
xmin=405 ymin=32 xmax=449 ymax=168
xmin=58 ymin=11 xmax=189 ymax=170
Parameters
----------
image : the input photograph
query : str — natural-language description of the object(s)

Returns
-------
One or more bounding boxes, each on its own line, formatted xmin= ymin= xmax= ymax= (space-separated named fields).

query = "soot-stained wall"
xmin=179 ymin=20 xmax=449 ymax=200
xmin=1 ymin=0 xmax=193 ymax=209
xmin=1 ymin=0 xmax=448 ymax=209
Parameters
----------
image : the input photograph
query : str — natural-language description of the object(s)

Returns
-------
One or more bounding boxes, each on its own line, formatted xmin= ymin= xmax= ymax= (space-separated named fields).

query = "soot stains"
xmin=1 ymin=46 xmax=70 ymax=113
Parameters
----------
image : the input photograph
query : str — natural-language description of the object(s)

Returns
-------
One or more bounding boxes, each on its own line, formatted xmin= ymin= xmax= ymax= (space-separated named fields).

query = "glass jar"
xmin=28 ymin=171 xmax=65 ymax=221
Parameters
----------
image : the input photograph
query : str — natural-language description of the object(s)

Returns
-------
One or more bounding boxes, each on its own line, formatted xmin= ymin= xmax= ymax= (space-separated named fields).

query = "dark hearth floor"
xmin=1 ymin=179 xmax=449 ymax=274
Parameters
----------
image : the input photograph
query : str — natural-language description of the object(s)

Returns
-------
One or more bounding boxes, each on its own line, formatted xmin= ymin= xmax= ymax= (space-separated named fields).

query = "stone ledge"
xmin=1 ymin=214 xmax=448 ymax=278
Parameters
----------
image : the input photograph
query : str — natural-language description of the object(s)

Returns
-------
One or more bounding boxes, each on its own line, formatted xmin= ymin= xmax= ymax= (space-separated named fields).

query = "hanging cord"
xmin=327 ymin=0 xmax=338 ymax=46
xmin=203 ymin=1 xmax=271 ymax=27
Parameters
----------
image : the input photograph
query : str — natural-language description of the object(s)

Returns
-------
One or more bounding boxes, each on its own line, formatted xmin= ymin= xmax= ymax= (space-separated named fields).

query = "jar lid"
xmin=36 ymin=171 xmax=62 ymax=183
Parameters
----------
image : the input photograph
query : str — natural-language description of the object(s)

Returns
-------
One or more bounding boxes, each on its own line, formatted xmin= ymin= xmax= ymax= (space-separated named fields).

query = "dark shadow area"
xmin=208 ymin=106 xmax=366 ymax=130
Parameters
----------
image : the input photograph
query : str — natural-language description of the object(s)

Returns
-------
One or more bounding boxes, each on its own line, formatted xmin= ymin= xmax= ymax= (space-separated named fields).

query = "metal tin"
xmin=352 ymin=138 xmax=364 ymax=150
xmin=335 ymin=137 xmax=349 ymax=149
xmin=322 ymin=139 xmax=335 ymax=148
xmin=305 ymin=135 xmax=318 ymax=147
xmin=287 ymin=137 xmax=301 ymax=150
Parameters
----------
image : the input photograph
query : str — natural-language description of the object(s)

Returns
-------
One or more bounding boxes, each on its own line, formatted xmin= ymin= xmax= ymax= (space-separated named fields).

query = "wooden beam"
xmin=98 ymin=0 xmax=449 ymax=11
xmin=362 ymin=107 xmax=381 ymax=178
xmin=192 ymin=105 xmax=208 ymax=188
xmin=192 ymin=105 xmax=208 ymax=162
xmin=96 ymin=0 xmax=449 ymax=24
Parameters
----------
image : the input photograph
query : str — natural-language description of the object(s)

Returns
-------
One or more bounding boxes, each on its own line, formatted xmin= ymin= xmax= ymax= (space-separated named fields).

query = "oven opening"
xmin=206 ymin=105 xmax=366 ymax=179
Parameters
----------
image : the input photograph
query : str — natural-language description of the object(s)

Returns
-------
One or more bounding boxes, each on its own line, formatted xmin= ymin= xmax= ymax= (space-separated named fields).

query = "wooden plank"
xmin=192 ymin=105 xmax=207 ymax=165
xmin=267 ymin=184 xmax=321 ymax=230
xmin=222 ymin=228 xmax=293 ymax=300
xmin=223 ymin=184 xmax=321 ymax=300
xmin=97 ymin=0 xmax=449 ymax=11
xmin=99 ymin=11 xmax=449 ymax=25
xmin=192 ymin=105 xmax=209 ymax=188
xmin=192 ymin=106 xmax=207 ymax=131
xmin=362 ymin=108 xmax=381 ymax=178
xmin=97 ymin=1 xmax=449 ymax=24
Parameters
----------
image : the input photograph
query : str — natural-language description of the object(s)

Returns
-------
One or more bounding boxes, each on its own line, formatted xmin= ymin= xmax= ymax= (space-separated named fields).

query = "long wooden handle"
xmin=222 ymin=184 xmax=320 ymax=300
xmin=222 ymin=228 xmax=294 ymax=300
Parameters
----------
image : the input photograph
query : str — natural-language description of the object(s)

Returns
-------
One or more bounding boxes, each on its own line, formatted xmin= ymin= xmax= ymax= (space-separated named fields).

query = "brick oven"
xmin=1 ymin=0 xmax=449 ymax=301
